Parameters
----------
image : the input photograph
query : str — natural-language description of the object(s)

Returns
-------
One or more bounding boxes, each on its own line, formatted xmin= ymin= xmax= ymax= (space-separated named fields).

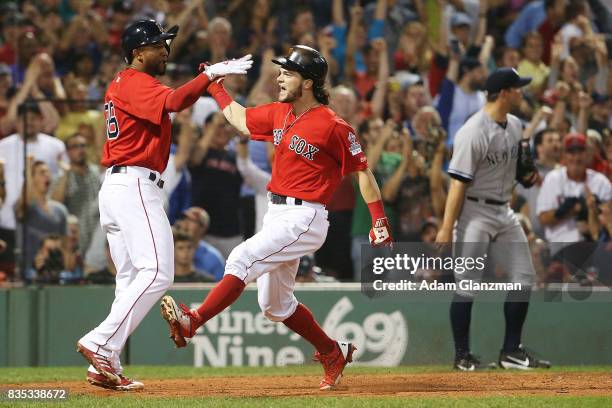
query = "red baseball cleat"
xmin=160 ymin=295 xmax=201 ymax=348
xmin=76 ymin=342 xmax=120 ymax=385
xmin=87 ymin=371 xmax=144 ymax=391
xmin=313 ymin=341 xmax=356 ymax=390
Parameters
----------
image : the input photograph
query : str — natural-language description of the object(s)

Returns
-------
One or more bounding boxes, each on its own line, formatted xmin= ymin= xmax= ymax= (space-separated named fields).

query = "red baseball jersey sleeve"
xmin=245 ymin=102 xmax=278 ymax=143
xmin=101 ymin=68 xmax=173 ymax=173
xmin=245 ymin=103 xmax=368 ymax=205
xmin=328 ymin=120 xmax=369 ymax=177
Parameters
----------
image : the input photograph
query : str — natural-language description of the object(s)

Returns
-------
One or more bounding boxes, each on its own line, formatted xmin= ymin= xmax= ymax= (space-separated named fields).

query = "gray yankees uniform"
xmin=448 ymin=109 xmax=535 ymax=296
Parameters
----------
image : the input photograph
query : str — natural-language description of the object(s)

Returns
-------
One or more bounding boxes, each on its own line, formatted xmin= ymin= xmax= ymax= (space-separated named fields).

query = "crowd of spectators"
xmin=0 ymin=0 xmax=610 ymax=286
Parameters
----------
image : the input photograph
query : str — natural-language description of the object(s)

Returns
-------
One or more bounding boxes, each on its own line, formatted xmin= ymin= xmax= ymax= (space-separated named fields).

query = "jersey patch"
xmin=288 ymin=134 xmax=319 ymax=161
xmin=347 ymin=132 xmax=362 ymax=156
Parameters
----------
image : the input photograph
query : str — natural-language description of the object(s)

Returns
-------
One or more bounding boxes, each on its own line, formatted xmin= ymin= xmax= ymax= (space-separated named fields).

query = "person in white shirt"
xmin=537 ymin=133 xmax=611 ymax=244
xmin=0 ymin=104 xmax=66 ymax=232
xmin=537 ymin=132 xmax=611 ymax=278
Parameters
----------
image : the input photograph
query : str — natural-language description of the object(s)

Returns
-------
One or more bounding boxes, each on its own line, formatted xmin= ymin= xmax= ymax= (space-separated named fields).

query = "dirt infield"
xmin=14 ymin=371 xmax=612 ymax=398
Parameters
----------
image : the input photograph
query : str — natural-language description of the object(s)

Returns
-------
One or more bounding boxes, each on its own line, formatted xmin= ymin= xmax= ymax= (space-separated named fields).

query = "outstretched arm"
xmin=207 ymin=80 xmax=250 ymax=136
xmin=165 ymin=55 xmax=253 ymax=113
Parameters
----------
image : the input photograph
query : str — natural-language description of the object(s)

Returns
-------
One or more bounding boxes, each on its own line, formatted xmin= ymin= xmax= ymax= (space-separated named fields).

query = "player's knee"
xmin=224 ymin=248 xmax=249 ymax=281
xmin=258 ymin=296 xmax=297 ymax=322
xmin=256 ymin=297 xmax=278 ymax=322
xmin=156 ymin=269 xmax=173 ymax=290
xmin=260 ymin=307 xmax=288 ymax=322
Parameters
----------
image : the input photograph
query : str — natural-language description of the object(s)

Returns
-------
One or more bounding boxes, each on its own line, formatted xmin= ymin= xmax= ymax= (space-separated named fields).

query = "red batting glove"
xmin=367 ymin=200 xmax=393 ymax=247
xmin=369 ymin=217 xmax=393 ymax=247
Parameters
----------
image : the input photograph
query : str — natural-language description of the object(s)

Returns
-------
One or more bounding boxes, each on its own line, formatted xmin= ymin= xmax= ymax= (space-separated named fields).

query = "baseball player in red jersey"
xmin=160 ymin=45 xmax=393 ymax=390
xmin=75 ymin=20 xmax=252 ymax=391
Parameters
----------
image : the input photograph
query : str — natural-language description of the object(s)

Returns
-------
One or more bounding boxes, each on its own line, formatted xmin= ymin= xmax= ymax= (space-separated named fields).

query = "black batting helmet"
xmin=121 ymin=20 xmax=179 ymax=64
xmin=272 ymin=45 xmax=328 ymax=86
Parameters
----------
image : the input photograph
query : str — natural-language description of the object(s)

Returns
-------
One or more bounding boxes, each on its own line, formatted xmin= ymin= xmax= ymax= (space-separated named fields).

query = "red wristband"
xmin=208 ymin=81 xmax=233 ymax=110
xmin=367 ymin=200 xmax=386 ymax=224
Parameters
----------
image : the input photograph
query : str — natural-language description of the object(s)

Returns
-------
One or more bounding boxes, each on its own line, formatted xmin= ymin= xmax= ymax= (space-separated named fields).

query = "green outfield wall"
xmin=1 ymin=284 xmax=611 ymax=367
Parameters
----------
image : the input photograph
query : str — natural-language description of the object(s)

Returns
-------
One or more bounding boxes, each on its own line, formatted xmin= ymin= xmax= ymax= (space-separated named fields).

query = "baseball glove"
xmin=516 ymin=139 xmax=538 ymax=188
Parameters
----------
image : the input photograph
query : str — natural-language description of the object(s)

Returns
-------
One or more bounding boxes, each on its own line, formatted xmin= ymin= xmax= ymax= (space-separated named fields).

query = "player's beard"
xmin=144 ymin=59 xmax=166 ymax=76
xmin=279 ymin=84 xmax=302 ymax=103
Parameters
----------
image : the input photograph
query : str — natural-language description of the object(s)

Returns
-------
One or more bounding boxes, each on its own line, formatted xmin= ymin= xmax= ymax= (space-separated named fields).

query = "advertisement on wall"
xmin=190 ymin=296 xmax=408 ymax=367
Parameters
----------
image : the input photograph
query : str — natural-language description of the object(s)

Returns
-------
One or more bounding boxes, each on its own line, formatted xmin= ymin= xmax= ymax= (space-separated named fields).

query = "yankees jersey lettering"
xmin=245 ymin=103 xmax=368 ymax=205
xmin=448 ymin=109 xmax=523 ymax=202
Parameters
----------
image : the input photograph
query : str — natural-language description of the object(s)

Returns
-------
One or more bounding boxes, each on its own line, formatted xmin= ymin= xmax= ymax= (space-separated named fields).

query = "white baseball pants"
xmin=80 ymin=167 xmax=174 ymax=367
xmin=225 ymin=199 xmax=329 ymax=322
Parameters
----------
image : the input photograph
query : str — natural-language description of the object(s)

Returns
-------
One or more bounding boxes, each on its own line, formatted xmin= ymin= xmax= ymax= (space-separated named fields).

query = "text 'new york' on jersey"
xmin=245 ymin=102 xmax=368 ymax=205
xmin=101 ymin=68 xmax=174 ymax=174
xmin=448 ymin=109 xmax=523 ymax=203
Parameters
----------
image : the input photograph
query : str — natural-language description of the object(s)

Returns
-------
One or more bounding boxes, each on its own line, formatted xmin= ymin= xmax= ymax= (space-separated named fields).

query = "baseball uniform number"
xmin=104 ymin=101 xmax=120 ymax=140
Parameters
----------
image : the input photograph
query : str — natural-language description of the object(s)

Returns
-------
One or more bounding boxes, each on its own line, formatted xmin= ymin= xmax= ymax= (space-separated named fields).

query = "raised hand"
xmin=200 ymin=54 xmax=254 ymax=80
xmin=578 ymin=91 xmax=592 ymax=110
xmin=349 ymin=3 xmax=363 ymax=21
xmin=538 ymin=105 xmax=553 ymax=122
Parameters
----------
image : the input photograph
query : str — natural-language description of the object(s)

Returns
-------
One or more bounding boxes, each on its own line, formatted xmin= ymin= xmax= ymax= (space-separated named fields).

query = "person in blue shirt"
xmin=176 ymin=207 xmax=226 ymax=282
xmin=504 ymin=0 xmax=565 ymax=50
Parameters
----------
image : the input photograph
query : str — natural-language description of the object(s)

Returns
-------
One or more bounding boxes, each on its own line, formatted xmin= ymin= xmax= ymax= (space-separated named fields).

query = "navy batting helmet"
xmin=121 ymin=20 xmax=179 ymax=63
xmin=272 ymin=45 xmax=328 ymax=86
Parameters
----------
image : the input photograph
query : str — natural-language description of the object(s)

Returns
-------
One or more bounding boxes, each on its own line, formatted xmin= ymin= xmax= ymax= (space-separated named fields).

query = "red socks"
xmin=196 ymin=275 xmax=245 ymax=323
xmin=283 ymin=303 xmax=335 ymax=355
xmin=195 ymin=278 xmax=334 ymax=356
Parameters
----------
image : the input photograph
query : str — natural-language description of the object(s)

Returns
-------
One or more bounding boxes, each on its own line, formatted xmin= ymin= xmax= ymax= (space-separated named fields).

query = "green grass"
xmin=1 ymin=366 xmax=611 ymax=407
xmin=1 ymin=365 xmax=611 ymax=384
xmin=0 ymin=365 xmax=441 ymax=384
xmin=1 ymin=396 xmax=611 ymax=408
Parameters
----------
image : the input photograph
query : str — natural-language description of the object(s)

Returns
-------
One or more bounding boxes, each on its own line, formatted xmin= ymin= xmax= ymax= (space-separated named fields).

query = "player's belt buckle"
xmin=269 ymin=193 xmax=302 ymax=205
xmin=467 ymin=196 xmax=507 ymax=206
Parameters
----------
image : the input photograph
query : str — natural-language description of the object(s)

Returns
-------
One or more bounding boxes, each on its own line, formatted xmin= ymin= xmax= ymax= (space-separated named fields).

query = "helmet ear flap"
xmin=164 ymin=25 xmax=179 ymax=53
xmin=127 ymin=48 xmax=136 ymax=64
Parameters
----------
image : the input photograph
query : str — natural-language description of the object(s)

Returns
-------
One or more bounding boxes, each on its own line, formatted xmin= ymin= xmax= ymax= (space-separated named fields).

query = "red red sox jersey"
xmin=101 ymin=68 xmax=173 ymax=173
xmin=246 ymin=102 xmax=368 ymax=205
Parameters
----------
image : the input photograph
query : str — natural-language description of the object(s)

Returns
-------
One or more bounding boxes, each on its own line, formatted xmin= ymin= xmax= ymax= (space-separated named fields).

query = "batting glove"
xmin=369 ymin=217 xmax=393 ymax=247
xmin=199 ymin=54 xmax=253 ymax=80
